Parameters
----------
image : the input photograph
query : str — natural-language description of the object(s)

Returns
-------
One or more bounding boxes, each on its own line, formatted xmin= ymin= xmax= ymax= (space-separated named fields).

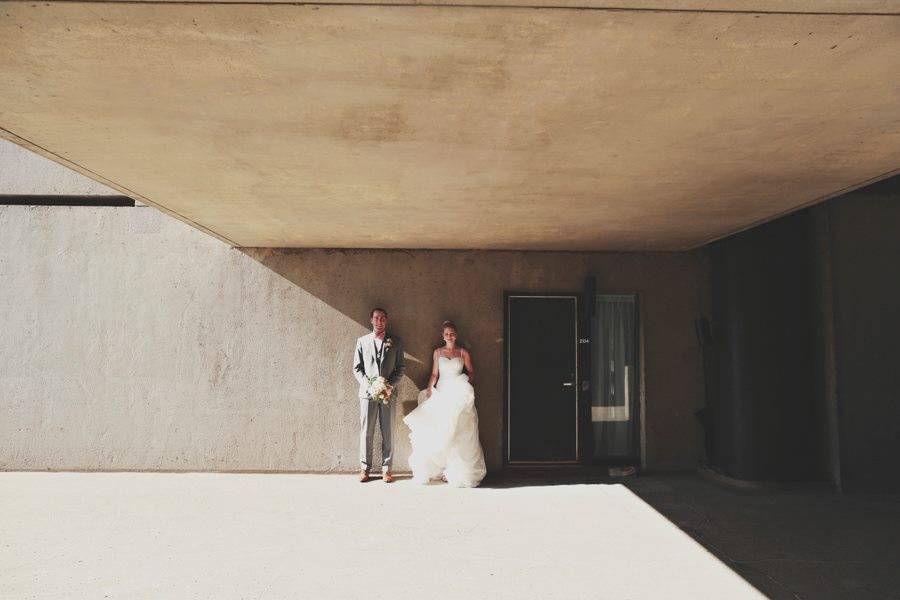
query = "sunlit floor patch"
xmin=0 ymin=472 xmax=763 ymax=599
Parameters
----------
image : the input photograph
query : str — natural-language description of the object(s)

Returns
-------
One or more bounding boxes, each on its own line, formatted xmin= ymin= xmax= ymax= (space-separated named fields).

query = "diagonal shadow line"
xmin=0 ymin=127 xmax=241 ymax=247
xmin=238 ymin=247 xmax=483 ymax=391
xmin=237 ymin=246 xmax=507 ymax=462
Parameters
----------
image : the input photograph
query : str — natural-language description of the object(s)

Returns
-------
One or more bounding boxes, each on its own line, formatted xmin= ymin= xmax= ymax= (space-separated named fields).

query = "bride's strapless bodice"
xmin=438 ymin=355 xmax=465 ymax=379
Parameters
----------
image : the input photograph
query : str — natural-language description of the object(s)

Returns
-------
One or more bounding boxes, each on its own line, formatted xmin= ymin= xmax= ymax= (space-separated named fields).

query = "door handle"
xmin=562 ymin=381 xmax=574 ymax=388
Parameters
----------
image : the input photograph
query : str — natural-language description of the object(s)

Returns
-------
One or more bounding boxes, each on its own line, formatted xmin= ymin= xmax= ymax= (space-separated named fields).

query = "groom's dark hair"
xmin=370 ymin=307 xmax=388 ymax=318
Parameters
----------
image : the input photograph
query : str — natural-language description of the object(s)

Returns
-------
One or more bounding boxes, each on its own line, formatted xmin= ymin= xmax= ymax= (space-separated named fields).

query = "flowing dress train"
xmin=403 ymin=356 xmax=487 ymax=487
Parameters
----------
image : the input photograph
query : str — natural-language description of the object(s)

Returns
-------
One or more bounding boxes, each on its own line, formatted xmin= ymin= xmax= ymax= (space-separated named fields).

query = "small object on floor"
xmin=359 ymin=470 xmax=370 ymax=483
xmin=608 ymin=466 xmax=637 ymax=477
xmin=383 ymin=471 xmax=394 ymax=484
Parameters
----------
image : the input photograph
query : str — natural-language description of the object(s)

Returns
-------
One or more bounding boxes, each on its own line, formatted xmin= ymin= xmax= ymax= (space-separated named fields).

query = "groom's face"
xmin=371 ymin=310 xmax=387 ymax=334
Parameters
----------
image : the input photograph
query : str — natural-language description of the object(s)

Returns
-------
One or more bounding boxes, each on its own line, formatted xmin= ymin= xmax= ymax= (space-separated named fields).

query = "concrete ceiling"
xmin=1 ymin=2 xmax=898 ymax=250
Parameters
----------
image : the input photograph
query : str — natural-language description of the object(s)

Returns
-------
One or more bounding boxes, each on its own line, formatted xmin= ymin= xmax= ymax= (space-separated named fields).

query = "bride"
xmin=404 ymin=320 xmax=487 ymax=487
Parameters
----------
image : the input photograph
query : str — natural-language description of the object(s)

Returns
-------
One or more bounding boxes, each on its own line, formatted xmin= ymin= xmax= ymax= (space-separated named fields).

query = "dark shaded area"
xmin=705 ymin=174 xmax=900 ymax=493
xmin=485 ymin=472 xmax=900 ymax=600
xmin=0 ymin=195 xmax=136 ymax=206
xmin=631 ymin=474 xmax=900 ymax=600
xmin=708 ymin=208 xmax=830 ymax=482
xmin=238 ymin=249 xmax=710 ymax=471
xmin=829 ymin=178 xmax=900 ymax=493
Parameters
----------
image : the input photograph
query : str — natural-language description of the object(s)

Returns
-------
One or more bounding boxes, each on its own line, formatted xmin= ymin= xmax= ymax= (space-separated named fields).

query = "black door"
xmin=506 ymin=295 xmax=579 ymax=463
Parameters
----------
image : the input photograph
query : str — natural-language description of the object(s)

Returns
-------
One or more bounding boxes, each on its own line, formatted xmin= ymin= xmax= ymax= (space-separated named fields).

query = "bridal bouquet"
xmin=367 ymin=376 xmax=391 ymax=404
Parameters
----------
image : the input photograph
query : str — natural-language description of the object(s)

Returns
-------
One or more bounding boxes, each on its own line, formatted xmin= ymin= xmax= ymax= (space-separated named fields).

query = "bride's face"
xmin=443 ymin=328 xmax=457 ymax=346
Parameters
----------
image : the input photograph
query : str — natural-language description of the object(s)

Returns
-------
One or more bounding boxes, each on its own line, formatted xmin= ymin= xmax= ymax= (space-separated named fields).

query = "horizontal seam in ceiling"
xmin=4 ymin=0 xmax=900 ymax=16
xmin=0 ymin=126 xmax=242 ymax=247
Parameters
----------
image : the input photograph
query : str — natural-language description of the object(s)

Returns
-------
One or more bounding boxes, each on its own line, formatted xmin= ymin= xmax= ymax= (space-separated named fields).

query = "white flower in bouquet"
xmin=367 ymin=376 xmax=390 ymax=404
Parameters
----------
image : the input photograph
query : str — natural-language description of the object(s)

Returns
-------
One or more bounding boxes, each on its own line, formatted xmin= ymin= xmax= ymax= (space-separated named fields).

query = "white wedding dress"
xmin=403 ymin=356 xmax=487 ymax=487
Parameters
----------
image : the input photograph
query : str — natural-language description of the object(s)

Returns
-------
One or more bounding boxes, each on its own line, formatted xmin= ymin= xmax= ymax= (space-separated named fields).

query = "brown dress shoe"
xmin=359 ymin=470 xmax=370 ymax=483
xmin=383 ymin=471 xmax=394 ymax=484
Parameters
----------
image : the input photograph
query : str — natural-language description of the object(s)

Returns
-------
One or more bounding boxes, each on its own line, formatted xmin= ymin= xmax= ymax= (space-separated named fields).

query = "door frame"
xmin=502 ymin=292 xmax=587 ymax=466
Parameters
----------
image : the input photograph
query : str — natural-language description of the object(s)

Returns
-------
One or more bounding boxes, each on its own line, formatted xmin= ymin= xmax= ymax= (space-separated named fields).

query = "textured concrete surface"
xmin=53 ymin=0 xmax=900 ymax=12
xmin=243 ymin=246 xmax=710 ymax=472
xmin=0 ymin=139 xmax=117 ymax=196
xmin=0 ymin=472 xmax=765 ymax=600
xmin=2 ymin=4 xmax=899 ymax=249
xmin=0 ymin=205 xmax=708 ymax=472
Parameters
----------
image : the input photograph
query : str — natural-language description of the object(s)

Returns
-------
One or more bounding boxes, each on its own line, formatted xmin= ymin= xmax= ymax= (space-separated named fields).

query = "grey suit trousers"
xmin=359 ymin=398 xmax=393 ymax=471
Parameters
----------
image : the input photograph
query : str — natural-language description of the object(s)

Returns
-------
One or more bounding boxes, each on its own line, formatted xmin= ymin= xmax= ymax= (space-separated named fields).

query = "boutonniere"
xmin=384 ymin=337 xmax=394 ymax=350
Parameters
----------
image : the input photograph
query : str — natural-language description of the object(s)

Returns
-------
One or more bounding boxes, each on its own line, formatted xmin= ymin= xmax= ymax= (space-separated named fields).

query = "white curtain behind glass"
xmin=592 ymin=295 xmax=638 ymax=460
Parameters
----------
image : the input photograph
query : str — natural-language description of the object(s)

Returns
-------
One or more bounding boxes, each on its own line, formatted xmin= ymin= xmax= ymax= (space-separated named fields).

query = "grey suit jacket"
xmin=353 ymin=332 xmax=406 ymax=399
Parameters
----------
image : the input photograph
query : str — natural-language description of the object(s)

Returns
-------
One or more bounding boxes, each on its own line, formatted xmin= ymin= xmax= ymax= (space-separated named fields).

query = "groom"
xmin=353 ymin=307 xmax=405 ymax=483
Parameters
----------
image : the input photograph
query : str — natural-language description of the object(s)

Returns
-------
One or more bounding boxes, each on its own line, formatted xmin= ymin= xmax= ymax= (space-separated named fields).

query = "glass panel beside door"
xmin=591 ymin=294 xmax=640 ymax=462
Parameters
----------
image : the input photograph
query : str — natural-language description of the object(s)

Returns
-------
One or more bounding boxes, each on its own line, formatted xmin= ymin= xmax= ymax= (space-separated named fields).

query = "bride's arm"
xmin=426 ymin=349 xmax=440 ymax=397
xmin=462 ymin=348 xmax=475 ymax=386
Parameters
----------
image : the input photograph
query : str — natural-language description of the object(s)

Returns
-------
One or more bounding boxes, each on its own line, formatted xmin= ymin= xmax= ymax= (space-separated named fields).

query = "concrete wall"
xmin=708 ymin=206 xmax=835 ymax=483
xmin=0 ymin=205 xmax=709 ymax=472
xmin=829 ymin=177 xmax=900 ymax=493
xmin=704 ymin=174 xmax=900 ymax=491
xmin=0 ymin=139 xmax=118 ymax=196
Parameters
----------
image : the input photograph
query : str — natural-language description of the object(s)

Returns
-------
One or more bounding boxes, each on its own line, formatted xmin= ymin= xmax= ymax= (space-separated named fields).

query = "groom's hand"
xmin=385 ymin=384 xmax=394 ymax=398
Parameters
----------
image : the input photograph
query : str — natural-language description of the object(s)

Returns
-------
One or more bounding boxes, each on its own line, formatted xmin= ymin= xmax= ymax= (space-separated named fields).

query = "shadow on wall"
xmin=239 ymin=248 xmax=475 ymax=390
xmin=237 ymin=246 xmax=710 ymax=473
xmin=239 ymin=248 xmax=483 ymax=417
xmin=238 ymin=247 xmax=508 ymax=469
xmin=0 ymin=207 xmax=707 ymax=473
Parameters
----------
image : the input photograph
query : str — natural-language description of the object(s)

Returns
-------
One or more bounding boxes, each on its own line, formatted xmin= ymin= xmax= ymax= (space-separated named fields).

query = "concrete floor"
xmin=624 ymin=474 xmax=900 ymax=600
xmin=0 ymin=472 xmax=896 ymax=599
